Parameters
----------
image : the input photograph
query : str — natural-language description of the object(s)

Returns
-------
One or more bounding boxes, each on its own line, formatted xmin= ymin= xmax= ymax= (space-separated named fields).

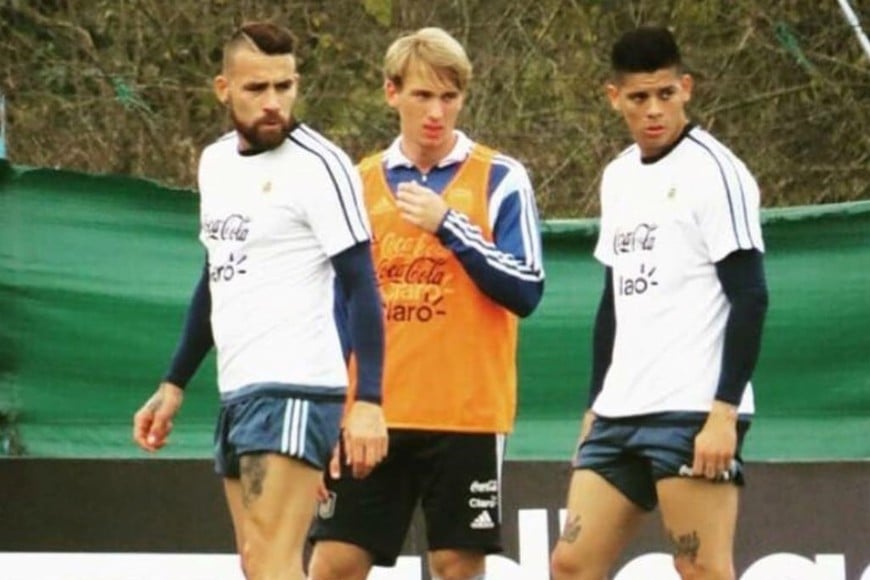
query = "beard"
xmin=230 ymin=107 xmax=292 ymax=152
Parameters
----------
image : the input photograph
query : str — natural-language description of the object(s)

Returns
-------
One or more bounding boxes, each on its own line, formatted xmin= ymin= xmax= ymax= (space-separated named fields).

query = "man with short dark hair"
xmin=551 ymin=26 xmax=769 ymax=580
xmin=132 ymin=21 xmax=387 ymax=580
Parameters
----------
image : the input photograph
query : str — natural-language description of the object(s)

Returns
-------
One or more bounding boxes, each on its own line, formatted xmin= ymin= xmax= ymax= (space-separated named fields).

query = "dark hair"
xmin=611 ymin=26 xmax=682 ymax=75
xmin=223 ymin=21 xmax=296 ymax=68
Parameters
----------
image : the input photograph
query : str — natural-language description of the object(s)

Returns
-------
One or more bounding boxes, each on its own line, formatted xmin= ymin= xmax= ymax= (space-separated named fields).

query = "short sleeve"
xmin=593 ymin=166 xmax=615 ymax=266
xmin=696 ymin=154 xmax=765 ymax=263
xmin=294 ymin=139 xmax=371 ymax=257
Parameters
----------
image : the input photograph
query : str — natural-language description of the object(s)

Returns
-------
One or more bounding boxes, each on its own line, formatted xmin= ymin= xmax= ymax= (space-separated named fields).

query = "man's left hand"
xmin=692 ymin=401 xmax=738 ymax=480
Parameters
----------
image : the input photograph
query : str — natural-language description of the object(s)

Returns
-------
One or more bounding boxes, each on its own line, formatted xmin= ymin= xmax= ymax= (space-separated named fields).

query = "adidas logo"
xmin=470 ymin=510 xmax=495 ymax=530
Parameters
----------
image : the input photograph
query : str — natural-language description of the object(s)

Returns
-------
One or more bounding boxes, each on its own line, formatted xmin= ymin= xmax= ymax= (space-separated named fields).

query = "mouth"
xmin=259 ymin=116 xmax=285 ymax=129
xmin=423 ymin=125 xmax=442 ymax=138
xmin=645 ymin=125 xmax=666 ymax=138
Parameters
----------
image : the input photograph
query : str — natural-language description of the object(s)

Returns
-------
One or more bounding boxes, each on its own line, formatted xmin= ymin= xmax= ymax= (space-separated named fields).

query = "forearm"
xmin=162 ymin=262 xmax=214 ymax=388
xmin=588 ymin=268 xmax=615 ymax=407
xmin=331 ymin=242 xmax=384 ymax=403
xmin=436 ymin=209 xmax=544 ymax=317
xmin=714 ymin=250 xmax=769 ymax=405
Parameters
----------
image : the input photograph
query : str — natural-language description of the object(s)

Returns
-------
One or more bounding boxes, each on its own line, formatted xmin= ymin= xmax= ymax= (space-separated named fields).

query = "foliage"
xmin=1 ymin=0 xmax=868 ymax=217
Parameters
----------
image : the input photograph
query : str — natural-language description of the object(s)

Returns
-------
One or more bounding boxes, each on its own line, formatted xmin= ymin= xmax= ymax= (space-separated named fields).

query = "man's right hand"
xmin=342 ymin=401 xmax=388 ymax=479
xmin=133 ymin=382 xmax=184 ymax=452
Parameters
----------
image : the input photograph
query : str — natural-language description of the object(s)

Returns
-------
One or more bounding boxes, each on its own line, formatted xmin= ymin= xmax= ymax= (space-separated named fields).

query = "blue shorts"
xmin=573 ymin=412 xmax=751 ymax=511
xmin=213 ymin=391 xmax=343 ymax=478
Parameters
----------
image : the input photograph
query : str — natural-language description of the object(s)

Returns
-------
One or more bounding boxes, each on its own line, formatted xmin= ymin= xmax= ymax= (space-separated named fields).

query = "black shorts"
xmin=309 ymin=429 xmax=505 ymax=567
xmin=574 ymin=412 xmax=751 ymax=511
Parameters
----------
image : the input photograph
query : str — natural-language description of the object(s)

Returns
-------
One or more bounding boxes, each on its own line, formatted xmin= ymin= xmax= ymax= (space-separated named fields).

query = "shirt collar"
xmin=383 ymin=130 xmax=474 ymax=170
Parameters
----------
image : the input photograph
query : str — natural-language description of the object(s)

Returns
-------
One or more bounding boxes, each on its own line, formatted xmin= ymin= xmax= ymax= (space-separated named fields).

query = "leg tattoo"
xmin=559 ymin=514 xmax=582 ymax=543
xmin=667 ymin=529 xmax=700 ymax=563
xmin=240 ymin=454 xmax=267 ymax=509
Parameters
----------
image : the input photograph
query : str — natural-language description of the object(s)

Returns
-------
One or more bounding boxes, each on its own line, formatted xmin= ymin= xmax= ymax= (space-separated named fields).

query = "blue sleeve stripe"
xmin=688 ymin=132 xmax=758 ymax=249
xmin=291 ymin=126 xmax=368 ymax=243
xmin=443 ymin=211 xmax=544 ymax=282
xmin=488 ymin=158 xmax=544 ymax=272
xmin=520 ymin=186 xmax=543 ymax=272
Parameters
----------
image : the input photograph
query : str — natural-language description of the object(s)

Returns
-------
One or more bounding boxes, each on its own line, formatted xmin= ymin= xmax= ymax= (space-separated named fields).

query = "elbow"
xmin=511 ymin=280 xmax=545 ymax=318
xmin=750 ymin=285 xmax=770 ymax=316
xmin=731 ymin=285 xmax=769 ymax=320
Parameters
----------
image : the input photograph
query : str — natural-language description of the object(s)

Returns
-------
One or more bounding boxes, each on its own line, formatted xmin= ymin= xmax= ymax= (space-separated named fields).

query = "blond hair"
xmin=383 ymin=27 xmax=472 ymax=92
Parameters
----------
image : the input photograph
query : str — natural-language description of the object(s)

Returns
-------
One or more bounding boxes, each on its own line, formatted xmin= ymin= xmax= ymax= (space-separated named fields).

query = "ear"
xmin=384 ymin=79 xmax=400 ymax=108
xmin=606 ymin=83 xmax=621 ymax=111
xmin=680 ymin=73 xmax=693 ymax=103
xmin=213 ymin=74 xmax=229 ymax=105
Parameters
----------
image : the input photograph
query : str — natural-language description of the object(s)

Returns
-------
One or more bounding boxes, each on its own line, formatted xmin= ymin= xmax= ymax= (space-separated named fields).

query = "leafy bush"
xmin=1 ymin=0 xmax=867 ymax=216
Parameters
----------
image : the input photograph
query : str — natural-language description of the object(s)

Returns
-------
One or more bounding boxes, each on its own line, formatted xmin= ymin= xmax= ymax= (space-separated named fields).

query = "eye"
xmin=245 ymin=82 xmax=268 ymax=94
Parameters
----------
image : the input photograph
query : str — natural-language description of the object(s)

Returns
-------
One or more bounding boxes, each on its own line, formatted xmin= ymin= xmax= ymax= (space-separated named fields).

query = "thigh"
xmin=239 ymin=453 xmax=321 ymax=570
xmin=656 ymin=477 xmax=739 ymax=570
xmin=223 ymin=478 xmax=246 ymax=554
xmin=419 ymin=432 xmax=505 ymax=555
xmin=552 ymin=469 xmax=646 ymax=578
xmin=309 ymin=432 xmax=418 ymax=567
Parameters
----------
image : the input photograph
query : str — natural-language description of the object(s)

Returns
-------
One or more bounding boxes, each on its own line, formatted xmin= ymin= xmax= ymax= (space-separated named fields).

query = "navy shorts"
xmin=309 ymin=430 xmax=505 ymax=567
xmin=213 ymin=392 xmax=343 ymax=478
xmin=573 ymin=412 xmax=751 ymax=511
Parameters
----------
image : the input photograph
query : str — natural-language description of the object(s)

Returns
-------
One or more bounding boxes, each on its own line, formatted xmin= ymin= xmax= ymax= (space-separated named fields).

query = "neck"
xmin=399 ymin=132 xmax=457 ymax=173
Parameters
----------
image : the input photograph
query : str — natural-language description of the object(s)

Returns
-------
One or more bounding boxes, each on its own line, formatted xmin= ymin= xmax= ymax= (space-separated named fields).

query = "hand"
xmin=692 ymin=401 xmax=738 ymax=480
xmin=396 ymin=181 xmax=449 ymax=233
xmin=342 ymin=401 xmax=388 ymax=478
xmin=132 ymin=382 xmax=184 ymax=452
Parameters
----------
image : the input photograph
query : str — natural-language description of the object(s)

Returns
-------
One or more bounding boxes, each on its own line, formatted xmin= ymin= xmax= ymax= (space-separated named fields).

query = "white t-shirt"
xmin=197 ymin=124 xmax=370 ymax=396
xmin=592 ymin=126 xmax=764 ymax=417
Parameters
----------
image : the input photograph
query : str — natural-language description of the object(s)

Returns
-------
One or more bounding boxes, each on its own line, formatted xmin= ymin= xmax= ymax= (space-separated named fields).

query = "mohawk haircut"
xmin=223 ymin=21 xmax=297 ymax=70
xmin=611 ymin=26 xmax=682 ymax=76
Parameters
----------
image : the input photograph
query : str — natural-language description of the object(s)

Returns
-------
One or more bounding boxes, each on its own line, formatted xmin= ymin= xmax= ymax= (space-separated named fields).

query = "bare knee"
xmin=550 ymin=544 xmax=579 ymax=579
xmin=550 ymin=543 xmax=608 ymax=580
xmin=673 ymin=555 xmax=735 ymax=580
xmin=308 ymin=541 xmax=372 ymax=580
xmin=428 ymin=549 xmax=485 ymax=580
xmin=239 ymin=540 xmax=261 ymax=579
xmin=240 ymin=534 xmax=303 ymax=580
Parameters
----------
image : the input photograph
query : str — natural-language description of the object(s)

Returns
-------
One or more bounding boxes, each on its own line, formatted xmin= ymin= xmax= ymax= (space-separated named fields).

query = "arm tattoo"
xmin=240 ymin=454 xmax=267 ymax=509
xmin=667 ymin=529 xmax=700 ymax=563
xmin=559 ymin=514 xmax=582 ymax=543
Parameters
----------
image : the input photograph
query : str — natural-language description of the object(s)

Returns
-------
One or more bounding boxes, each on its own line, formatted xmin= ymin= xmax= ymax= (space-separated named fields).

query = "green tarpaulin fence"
xmin=1 ymin=160 xmax=868 ymax=460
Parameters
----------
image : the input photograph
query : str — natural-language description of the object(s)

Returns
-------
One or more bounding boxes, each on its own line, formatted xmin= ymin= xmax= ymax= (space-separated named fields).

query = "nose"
xmin=427 ymin=99 xmax=444 ymax=120
xmin=262 ymin=88 xmax=281 ymax=112
xmin=646 ymin=97 xmax=663 ymax=118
